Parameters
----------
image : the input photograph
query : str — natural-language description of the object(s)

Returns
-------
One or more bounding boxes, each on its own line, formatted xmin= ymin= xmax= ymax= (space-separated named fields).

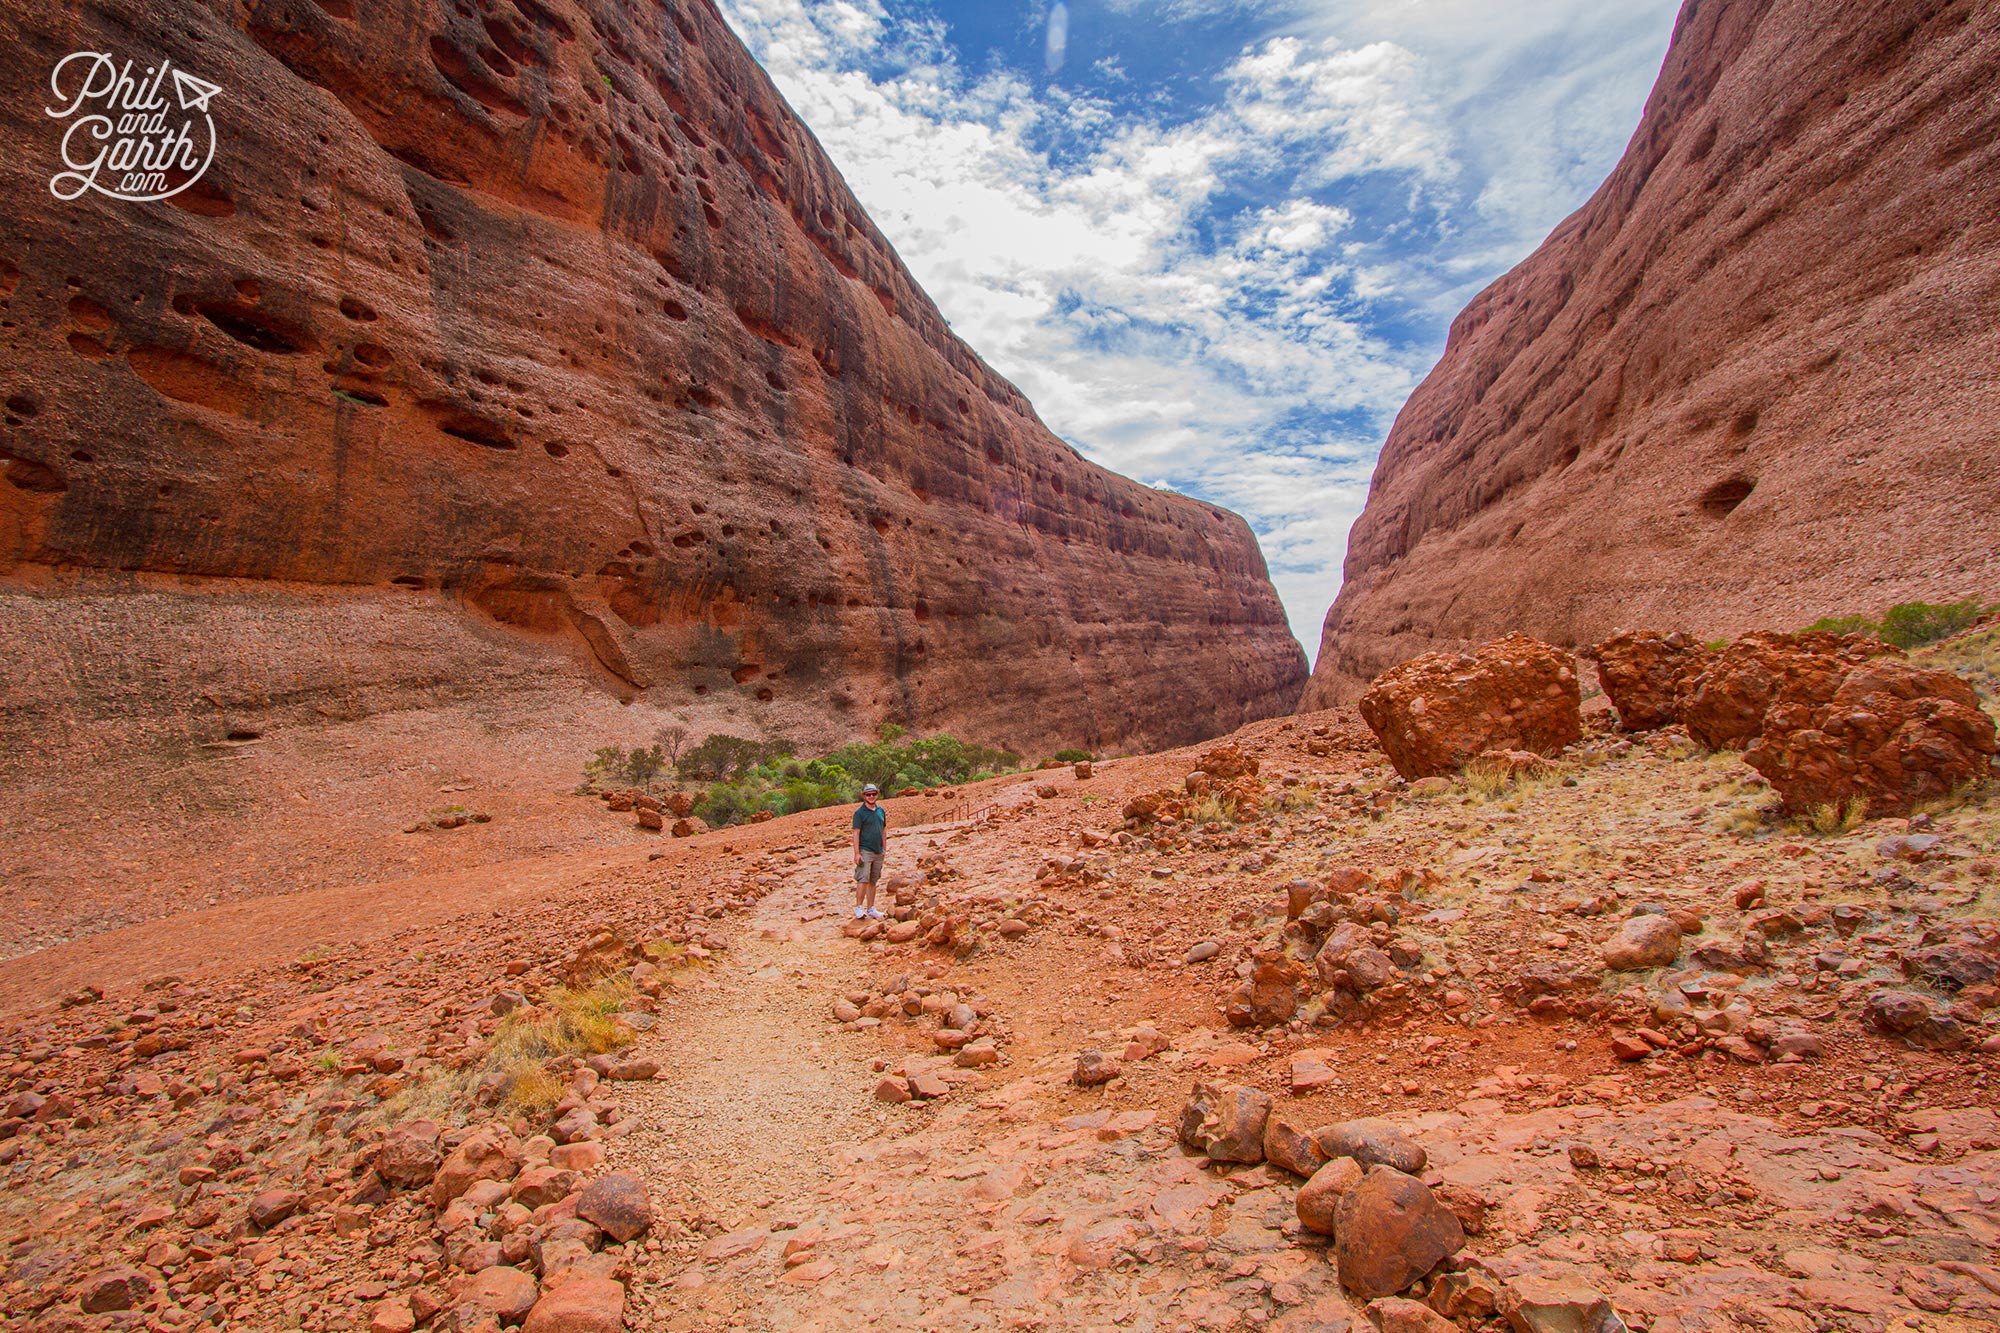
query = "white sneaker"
xmin=866 ymin=909 xmax=885 ymax=919
xmin=853 ymin=905 xmax=867 ymax=920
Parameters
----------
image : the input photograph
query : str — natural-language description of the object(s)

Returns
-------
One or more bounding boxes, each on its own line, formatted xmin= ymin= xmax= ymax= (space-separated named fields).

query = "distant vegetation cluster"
xmin=1803 ymin=598 xmax=1988 ymax=650
xmin=584 ymin=724 xmax=1031 ymax=827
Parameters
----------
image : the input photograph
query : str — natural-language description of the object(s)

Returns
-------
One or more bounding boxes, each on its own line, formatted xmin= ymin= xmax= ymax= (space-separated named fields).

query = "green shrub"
xmin=1880 ymin=600 xmax=1983 ymax=649
xmin=678 ymin=732 xmax=1020 ymax=827
xmin=1051 ymin=748 xmax=1094 ymax=763
xmin=678 ymin=734 xmax=787 ymax=782
xmin=589 ymin=727 xmax=1022 ymax=829
xmin=1801 ymin=614 xmax=1878 ymax=638
xmin=696 ymin=782 xmax=758 ymax=827
xmin=1802 ymin=599 xmax=1985 ymax=650
xmin=585 ymin=743 xmax=666 ymax=788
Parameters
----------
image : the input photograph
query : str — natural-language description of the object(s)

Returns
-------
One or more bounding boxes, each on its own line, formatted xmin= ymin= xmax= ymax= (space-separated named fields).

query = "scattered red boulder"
xmin=1178 ymin=1083 xmax=1271 ymax=1164
xmin=1744 ymin=657 xmax=1997 ymax=816
xmin=1358 ymin=634 xmax=1582 ymax=780
xmin=1196 ymin=743 xmax=1260 ymax=783
xmin=1591 ymin=630 xmax=1712 ymax=732
xmin=1600 ymin=915 xmax=1684 ymax=971
xmin=522 ymin=1276 xmax=626 ymax=1333
xmin=1676 ymin=631 xmax=1896 ymax=750
xmin=1072 ymin=1050 xmax=1122 ymax=1087
xmin=1296 ymin=1156 xmax=1365 ymax=1235
xmin=78 ymin=1267 xmax=153 ymax=1314
xmin=574 ymin=1172 xmax=652 ymax=1243
xmin=246 ymin=1188 xmax=304 ymax=1230
xmin=1865 ymin=990 xmax=1968 ymax=1051
xmin=1224 ymin=955 xmax=1306 ymax=1028
xmin=376 ymin=1118 xmax=443 ymax=1188
xmin=1333 ymin=1167 xmax=1466 ymax=1299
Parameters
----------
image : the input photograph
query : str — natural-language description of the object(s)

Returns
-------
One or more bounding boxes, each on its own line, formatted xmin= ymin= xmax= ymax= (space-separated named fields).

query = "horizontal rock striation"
xmin=1304 ymin=0 xmax=2000 ymax=706
xmin=0 ymin=0 xmax=1304 ymax=765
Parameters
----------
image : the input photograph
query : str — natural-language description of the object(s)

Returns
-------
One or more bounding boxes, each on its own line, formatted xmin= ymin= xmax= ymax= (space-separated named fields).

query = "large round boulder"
xmin=1676 ymin=631 xmax=1895 ymax=750
xmin=1743 ymin=658 xmax=1997 ymax=817
xmin=1358 ymin=634 xmax=1581 ymax=780
xmin=1590 ymin=630 xmax=1711 ymax=732
xmin=1314 ymin=1118 xmax=1427 ymax=1174
xmin=1333 ymin=1168 xmax=1465 ymax=1300
xmin=1600 ymin=915 xmax=1683 ymax=971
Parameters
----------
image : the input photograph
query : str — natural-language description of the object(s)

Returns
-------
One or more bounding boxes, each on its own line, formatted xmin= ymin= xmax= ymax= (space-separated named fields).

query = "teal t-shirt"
xmin=852 ymin=802 xmax=886 ymax=854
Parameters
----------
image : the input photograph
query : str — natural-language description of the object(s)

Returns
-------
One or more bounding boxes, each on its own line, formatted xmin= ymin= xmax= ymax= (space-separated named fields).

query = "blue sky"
xmin=716 ymin=0 xmax=1682 ymax=659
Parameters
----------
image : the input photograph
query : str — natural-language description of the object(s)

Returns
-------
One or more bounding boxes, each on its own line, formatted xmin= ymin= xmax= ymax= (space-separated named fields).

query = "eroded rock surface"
xmin=1592 ymin=630 xmax=1711 ymax=733
xmin=1357 ymin=634 xmax=1581 ymax=780
xmin=1744 ymin=657 xmax=1998 ymax=817
xmin=0 ymin=0 xmax=1304 ymax=773
xmin=1677 ymin=632 xmax=1895 ymax=751
xmin=1304 ymin=0 xmax=2000 ymax=705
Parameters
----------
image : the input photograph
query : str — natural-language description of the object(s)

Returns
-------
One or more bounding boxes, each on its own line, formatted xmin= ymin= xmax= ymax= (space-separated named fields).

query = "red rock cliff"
xmin=0 ymin=0 xmax=1306 ymax=760
xmin=1303 ymin=0 xmax=2000 ymax=707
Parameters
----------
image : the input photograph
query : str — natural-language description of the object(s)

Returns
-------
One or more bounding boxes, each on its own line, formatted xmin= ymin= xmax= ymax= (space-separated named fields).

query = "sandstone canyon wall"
xmin=1303 ymin=0 xmax=2000 ymax=707
xmin=0 ymin=0 xmax=1307 ymax=775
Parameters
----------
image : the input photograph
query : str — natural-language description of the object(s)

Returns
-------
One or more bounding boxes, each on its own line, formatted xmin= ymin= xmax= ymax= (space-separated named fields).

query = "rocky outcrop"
xmin=1591 ymin=630 xmax=1710 ymax=733
xmin=1357 ymin=633 xmax=1581 ymax=779
xmin=1304 ymin=0 xmax=2000 ymax=706
xmin=1678 ymin=631 xmax=1895 ymax=750
xmin=0 ymin=0 xmax=1304 ymax=766
xmin=1743 ymin=657 xmax=1996 ymax=816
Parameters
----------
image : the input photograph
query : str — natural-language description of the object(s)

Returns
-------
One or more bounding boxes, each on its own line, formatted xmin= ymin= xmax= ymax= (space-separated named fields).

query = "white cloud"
xmin=715 ymin=0 xmax=1677 ymax=657
xmin=1288 ymin=0 xmax=1680 ymax=309
xmin=1223 ymin=37 xmax=1450 ymax=182
xmin=1103 ymin=0 xmax=1274 ymax=18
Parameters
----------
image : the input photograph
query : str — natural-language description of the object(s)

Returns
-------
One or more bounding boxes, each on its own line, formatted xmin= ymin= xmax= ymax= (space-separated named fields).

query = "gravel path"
xmin=611 ymin=842 xmax=896 ymax=1216
xmin=606 ymin=827 xmax=978 ymax=1327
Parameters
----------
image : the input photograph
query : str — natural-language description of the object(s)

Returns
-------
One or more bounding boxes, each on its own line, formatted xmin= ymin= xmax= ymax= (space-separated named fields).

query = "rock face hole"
xmin=196 ymin=300 xmax=310 ymax=354
xmin=1699 ymin=476 xmax=1757 ymax=518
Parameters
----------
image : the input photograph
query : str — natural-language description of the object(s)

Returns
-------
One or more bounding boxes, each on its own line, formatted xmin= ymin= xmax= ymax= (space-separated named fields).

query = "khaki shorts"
xmin=854 ymin=851 xmax=884 ymax=883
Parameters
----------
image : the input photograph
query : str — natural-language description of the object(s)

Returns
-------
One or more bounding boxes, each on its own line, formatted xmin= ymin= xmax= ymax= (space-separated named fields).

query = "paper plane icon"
xmin=172 ymin=68 xmax=221 ymax=113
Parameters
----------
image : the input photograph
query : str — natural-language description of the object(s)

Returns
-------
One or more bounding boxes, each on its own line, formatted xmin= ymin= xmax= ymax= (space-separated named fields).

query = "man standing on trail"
xmin=851 ymin=783 xmax=887 ymax=920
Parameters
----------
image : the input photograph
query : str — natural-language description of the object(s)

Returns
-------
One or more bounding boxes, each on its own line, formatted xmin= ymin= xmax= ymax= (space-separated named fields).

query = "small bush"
xmin=482 ymin=977 xmax=635 ymax=1111
xmin=696 ymin=782 xmax=757 ymax=827
xmin=1721 ymin=805 xmax=1768 ymax=837
xmin=1801 ymin=614 xmax=1878 ymax=638
xmin=1880 ymin=600 xmax=1983 ymax=649
xmin=1184 ymin=795 xmax=1230 ymax=825
xmin=1913 ymin=781 xmax=1985 ymax=819
xmin=1803 ymin=599 xmax=1986 ymax=650
xmin=585 ymin=743 xmax=666 ymax=789
xmin=1051 ymin=748 xmax=1094 ymax=764
xmin=382 ymin=974 xmax=635 ymax=1124
xmin=1806 ymin=795 xmax=1868 ymax=837
xmin=1275 ymin=785 xmax=1316 ymax=813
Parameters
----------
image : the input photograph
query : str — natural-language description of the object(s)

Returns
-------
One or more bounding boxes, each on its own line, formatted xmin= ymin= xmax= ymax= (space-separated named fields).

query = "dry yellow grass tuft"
xmin=1458 ymin=756 xmax=1568 ymax=808
xmin=1184 ymin=794 xmax=1231 ymax=826
xmin=1803 ymin=795 xmax=1869 ymax=838
xmin=385 ymin=974 xmax=638 ymax=1122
